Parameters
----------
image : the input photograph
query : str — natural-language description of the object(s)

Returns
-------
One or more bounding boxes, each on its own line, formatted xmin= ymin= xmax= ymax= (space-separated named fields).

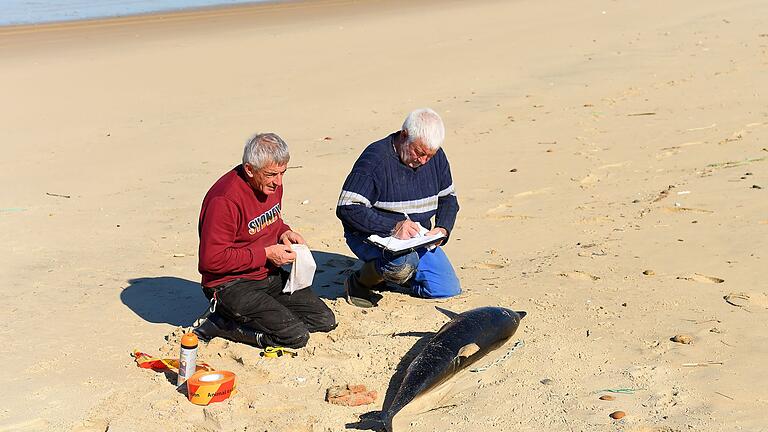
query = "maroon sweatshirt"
xmin=198 ymin=165 xmax=291 ymax=288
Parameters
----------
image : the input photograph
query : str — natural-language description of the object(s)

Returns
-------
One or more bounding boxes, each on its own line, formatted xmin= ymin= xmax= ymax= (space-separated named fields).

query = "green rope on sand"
xmin=470 ymin=340 xmax=524 ymax=372
xmin=595 ymin=388 xmax=642 ymax=394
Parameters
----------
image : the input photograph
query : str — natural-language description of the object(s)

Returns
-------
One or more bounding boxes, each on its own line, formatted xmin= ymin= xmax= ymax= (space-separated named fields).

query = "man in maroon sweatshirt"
xmin=193 ymin=133 xmax=336 ymax=348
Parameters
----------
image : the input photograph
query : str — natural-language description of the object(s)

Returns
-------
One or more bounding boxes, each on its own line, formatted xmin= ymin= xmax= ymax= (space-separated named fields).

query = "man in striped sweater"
xmin=336 ymin=108 xmax=461 ymax=307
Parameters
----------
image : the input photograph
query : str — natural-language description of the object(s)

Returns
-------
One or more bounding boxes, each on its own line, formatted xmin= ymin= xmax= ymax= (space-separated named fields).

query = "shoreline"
xmin=0 ymin=0 xmax=469 ymax=57
xmin=0 ymin=0 xmax=460 ymax=36
xmin=0 ymin=0 xmax=280 ymax=28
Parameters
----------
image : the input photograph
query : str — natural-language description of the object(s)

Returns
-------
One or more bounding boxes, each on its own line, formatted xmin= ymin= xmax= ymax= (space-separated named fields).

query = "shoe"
xmin=345 ymin=273 xmax=382 ymax=308
xmin=193 ymin=312 xmax=266 ymax=348
xmin=192 ymin=312 xmax=229 ymax=342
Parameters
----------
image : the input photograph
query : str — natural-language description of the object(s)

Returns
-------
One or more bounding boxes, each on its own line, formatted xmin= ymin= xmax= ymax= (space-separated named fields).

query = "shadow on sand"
xmin=344 ymin=330 xmax=437 ymax=431
xmin=121 ymin=276 xmax=208 ymax=327
xmin=120 ymin=250 xmax=361 ymax=326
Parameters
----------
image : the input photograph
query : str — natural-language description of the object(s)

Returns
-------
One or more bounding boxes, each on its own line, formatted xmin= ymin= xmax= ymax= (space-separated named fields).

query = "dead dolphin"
xmin=381 ymin=306 xmax=526 ymax=431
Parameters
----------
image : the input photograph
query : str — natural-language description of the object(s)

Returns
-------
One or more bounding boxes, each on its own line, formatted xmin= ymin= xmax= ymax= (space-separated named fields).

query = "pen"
xmin=402 ymin=212 xmax=424 ymax=238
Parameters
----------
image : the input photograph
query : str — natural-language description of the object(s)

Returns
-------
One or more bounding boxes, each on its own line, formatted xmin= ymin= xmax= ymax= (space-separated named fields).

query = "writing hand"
xmin=392 ymin=220 xmax=421 ymax=240
xmin=265 ymin=244 xmax=297 ymax=266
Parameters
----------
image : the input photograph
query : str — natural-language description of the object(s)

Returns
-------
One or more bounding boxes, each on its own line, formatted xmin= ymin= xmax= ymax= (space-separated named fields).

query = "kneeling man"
xmin=336 ymin=108 xmax=461 ymax=307
xmin=194 ymin=133 xmax=336 ymax=347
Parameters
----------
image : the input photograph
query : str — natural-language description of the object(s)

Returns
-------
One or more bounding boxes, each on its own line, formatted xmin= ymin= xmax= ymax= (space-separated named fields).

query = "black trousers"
xmin=204 ymin=271 xmax=337 ymax=348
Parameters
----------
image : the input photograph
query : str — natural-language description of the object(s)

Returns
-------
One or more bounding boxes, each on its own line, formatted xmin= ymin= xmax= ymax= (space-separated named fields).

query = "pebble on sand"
xmin=599 ymin=395 xmax=615 ymax=401
xmin=610 ymin=411 xmax=626 ymax=420
xmin=671 ymin=334 xmax=694 ymax=344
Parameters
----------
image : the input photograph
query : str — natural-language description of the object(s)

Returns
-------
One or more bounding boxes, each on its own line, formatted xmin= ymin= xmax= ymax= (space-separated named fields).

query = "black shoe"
xmin=193 ymin=313 xmax=266 ymax=348
xmin=345 ymin=274 xmax=382 ymax=308
xmin=193 ymin=312 xmax=230 ymax=341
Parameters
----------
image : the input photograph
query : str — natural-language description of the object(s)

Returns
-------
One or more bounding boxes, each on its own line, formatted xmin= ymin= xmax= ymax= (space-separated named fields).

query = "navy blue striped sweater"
xmin=336 ymin=132 xmax=459 ymax=239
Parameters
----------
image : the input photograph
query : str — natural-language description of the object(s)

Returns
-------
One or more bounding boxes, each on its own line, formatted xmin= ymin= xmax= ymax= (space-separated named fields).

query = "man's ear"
xmin=244 ymin=163 xmax=255 ymax=178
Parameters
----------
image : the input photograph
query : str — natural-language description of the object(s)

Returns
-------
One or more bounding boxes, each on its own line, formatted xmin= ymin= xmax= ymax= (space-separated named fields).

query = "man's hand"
xmin=280 ymin=230 xmax=306 ymax=245
xmin=265 ymin=244 xmax=297 ymax=266
xmin=392 ymin=220 xmax=421 ymax=240
xmin=427 ymin=227 xmax=448 ymax=247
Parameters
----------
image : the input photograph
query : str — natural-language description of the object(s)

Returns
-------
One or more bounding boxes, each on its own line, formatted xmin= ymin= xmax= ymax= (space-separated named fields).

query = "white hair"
xmin=242 ymin=133 xmax=290 ymax=170
xmin=402 ymin=108 xmax=445 ymax=150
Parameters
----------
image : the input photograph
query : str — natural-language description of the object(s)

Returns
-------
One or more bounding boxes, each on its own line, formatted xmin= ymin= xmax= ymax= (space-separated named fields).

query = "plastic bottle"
xmin=177 ymin=332 xmax=198 ymax=386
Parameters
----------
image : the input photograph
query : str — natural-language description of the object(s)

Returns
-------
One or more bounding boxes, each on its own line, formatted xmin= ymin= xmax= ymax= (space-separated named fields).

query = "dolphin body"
xmin=381 ymin=306 xmax=526 ymax=432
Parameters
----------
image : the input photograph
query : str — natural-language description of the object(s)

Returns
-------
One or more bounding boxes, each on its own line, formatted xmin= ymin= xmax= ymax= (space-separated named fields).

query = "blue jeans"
xmin=345 ymin=233 xmax=461 ymax=299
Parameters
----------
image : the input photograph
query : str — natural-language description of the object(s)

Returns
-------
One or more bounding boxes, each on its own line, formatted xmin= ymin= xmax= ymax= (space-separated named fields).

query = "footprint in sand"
xmin=676 ymin=273 xmax=724 ymax=284
xmin=559 ymin=271 xmax=600 ymax=281
xmin=655 ymin=141 xmax=703 ymax=159
xmin=485 ymin=203 xmax=534 ymax=220
xmin=578 ymin=173 xmax=601 ymax=186
xmin=597 ymin=161 xmax=630 ymax=170
xmin=724 ymin=292 xmax=750 ymax=307
xmin=724 ymin=292 xmax=768 ymax=309
xmin=461 ymin=262 xmax=506 ymax=270
xmin=4 ymin=419 xmax=50 ymax=431
xmin=663 ymin=206 xmax=714 ymax=214
xmin=514 ymin=187 xmax=553 ymax=198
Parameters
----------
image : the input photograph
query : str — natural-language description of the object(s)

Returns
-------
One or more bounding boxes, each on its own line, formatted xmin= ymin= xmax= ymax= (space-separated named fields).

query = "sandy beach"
xmin=1 ymin=0 xmax=767 ymax=430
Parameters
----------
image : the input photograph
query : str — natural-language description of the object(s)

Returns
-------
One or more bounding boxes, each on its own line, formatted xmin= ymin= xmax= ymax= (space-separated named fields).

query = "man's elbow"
xmin=198 ymin=254 xmax=229 ymax=274
xmin=336 ymin=205 xmax=351 ymax=223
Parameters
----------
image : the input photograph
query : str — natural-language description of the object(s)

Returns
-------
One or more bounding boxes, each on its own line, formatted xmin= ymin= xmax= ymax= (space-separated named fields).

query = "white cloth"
xmin=283 ymin=244 xmax=316 ymax=293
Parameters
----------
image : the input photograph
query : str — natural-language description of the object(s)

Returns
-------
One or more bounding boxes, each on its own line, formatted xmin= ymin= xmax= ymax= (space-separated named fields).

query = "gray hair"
xmin=402 ymin=108 xmax=445 ymax=151
xmin=242 ymin=133 xmax=290 ymax=170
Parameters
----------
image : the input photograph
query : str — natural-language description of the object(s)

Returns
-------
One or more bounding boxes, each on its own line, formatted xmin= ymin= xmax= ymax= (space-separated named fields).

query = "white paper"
xmin=283 ymin=244 xmax=316 ymax=293
xmin=367 ymin=223 xmax=446 ymax=253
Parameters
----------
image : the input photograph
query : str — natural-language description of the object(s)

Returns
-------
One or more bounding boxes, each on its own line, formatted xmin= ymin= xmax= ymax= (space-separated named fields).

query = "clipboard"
xmin=366 ymin=225 xmax=446 ymax=256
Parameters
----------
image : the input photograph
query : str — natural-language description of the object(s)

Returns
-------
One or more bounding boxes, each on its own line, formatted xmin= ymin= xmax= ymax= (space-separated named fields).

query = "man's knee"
xmin=381 ymin=252 xmax=419 ymax=285
xmin=309 ymin=309 xmax=338 ymax=333
xmin=382 ymin=263 xmax=416 ymax=285
xmin=271 ymin=325 xmax=310 ymax=349
xmin=412 ymin=273 xmax=461 ymax=298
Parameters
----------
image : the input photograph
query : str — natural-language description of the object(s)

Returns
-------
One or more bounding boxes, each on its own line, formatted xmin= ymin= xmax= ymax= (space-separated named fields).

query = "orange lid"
xmin=181 ymin=332 xmax=198 ymax=348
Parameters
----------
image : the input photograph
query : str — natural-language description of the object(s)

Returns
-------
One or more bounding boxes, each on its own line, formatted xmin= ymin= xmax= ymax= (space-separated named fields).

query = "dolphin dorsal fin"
xmin=435 ymin=306 xmax=459 ymax=320
xmin=457 ymin=343 xmax=480 ymax=358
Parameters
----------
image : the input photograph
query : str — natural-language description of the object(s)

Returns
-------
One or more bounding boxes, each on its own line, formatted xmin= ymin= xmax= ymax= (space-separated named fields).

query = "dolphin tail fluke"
xmin=381 ymin=412 xmax=393 ymax=432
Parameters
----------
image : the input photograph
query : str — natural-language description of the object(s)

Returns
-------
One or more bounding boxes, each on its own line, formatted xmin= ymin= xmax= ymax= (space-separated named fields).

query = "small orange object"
xmin=181 ymin=333 xmax=199 ymax=348
xmin=610 ymin=411 xmax=626 ymax=420
xmin=187 ymin=370 xmax=237 ymax=406
xmin=326 ymin=384 xmax=377 ymax=406
xmin=132 ymin=349 xmax=213 ymax=372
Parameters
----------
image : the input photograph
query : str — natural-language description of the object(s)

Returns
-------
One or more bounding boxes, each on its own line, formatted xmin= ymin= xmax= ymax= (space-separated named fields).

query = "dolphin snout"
xmin=516 ymin=311 xmax=527 ymax=319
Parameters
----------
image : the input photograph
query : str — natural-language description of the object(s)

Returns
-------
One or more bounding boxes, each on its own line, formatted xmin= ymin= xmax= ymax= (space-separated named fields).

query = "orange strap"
xmin=132 ymin=349 xmax=214 ymax=372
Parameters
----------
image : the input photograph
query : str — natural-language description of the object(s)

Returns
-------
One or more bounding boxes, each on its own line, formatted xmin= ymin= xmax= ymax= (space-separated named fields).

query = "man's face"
xmin=399 ymin=139 xmax=437 ymax=168
xmin=245 ymin=162 xmax=288 ymax=195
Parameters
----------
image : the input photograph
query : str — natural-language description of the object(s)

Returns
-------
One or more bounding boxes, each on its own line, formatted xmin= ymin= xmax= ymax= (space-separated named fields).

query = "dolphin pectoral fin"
xmin=457 ymin=343 xmax=480 ymax=358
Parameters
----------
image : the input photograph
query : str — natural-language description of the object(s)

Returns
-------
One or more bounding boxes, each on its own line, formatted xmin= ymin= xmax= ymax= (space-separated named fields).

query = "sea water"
xmin=0 ymin=0 xmax=277 ymax=27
